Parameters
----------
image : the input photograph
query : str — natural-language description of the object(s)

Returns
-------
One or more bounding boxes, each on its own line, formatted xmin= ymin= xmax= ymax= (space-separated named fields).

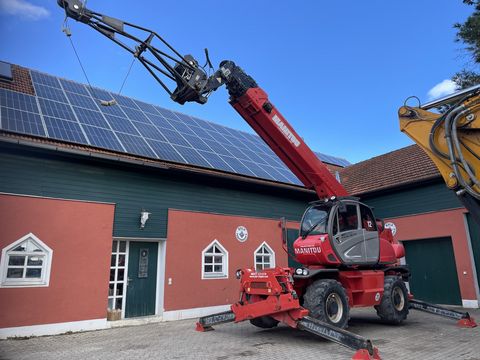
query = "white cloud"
xmin=0 ymin=0 xmax=50 ymax=20
xmin=427 ymin=79 xmax=458 ymax=100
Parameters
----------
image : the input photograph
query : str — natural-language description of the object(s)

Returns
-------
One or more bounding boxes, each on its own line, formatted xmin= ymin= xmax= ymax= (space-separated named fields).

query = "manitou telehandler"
xmin=59 ymin=1 xmax=478 ymax=359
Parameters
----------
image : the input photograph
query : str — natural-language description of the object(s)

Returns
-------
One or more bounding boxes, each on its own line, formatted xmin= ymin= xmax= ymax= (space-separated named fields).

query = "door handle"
xmin=127 ymin=277 xmax=132 ymax=287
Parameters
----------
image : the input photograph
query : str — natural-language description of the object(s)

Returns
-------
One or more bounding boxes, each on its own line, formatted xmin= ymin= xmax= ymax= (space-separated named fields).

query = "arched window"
xmin=0 ymin=233 xmax=53 ymax=287
xmin=254 ymin=242 xmax=275 ymax=271
xmin=202 ymin=240 xmax=228 ymax=279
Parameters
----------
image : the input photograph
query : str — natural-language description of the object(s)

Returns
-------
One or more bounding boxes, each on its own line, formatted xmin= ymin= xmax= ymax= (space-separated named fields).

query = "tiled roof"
xmin=339 ymin=144 xmax=441 ymax=196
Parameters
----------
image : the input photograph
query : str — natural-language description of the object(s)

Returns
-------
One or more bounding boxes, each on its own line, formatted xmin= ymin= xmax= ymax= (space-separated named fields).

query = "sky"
xmin=0 ymin=0 xmax=475 ymax=163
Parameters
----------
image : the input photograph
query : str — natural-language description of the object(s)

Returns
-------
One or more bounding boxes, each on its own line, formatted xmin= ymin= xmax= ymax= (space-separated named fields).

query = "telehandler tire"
xmin=375 ymin=275 xmax=409 ymax=324
xmin=249 ymin=316 xmax=279 ymax=329
xmin=303 ymin=279 xmax=349 ymax=329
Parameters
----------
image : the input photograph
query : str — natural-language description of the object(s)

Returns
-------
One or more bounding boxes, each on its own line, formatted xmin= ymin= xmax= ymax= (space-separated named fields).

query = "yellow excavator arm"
xmin=399 ymin=85 xmax=480 ymax=226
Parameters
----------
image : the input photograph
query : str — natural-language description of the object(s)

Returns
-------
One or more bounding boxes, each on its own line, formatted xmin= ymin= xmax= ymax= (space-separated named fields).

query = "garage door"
xmin=466 ymin=213 xmax=480 ymax=289
xmin=403 ymin=237 xmax=461 ymax=305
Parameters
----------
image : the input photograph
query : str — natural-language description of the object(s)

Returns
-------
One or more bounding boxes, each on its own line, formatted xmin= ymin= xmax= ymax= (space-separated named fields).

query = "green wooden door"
xmin=125 ymin=242 xmax=158 ymax=318
xmin=403 ymin=237 xmax=462 ymax=305
xmin=466 ymin=213 xmax=480 ymax=289
xmin=286 ymin=228 xmax=302 ymax=268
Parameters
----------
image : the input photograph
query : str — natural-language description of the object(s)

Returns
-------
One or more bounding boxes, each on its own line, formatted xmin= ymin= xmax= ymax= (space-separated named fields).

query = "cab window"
xmin=360 ymin=205 xmax=377 ymax=232
xmin=338 ymin=204 xmax=359 ymax=232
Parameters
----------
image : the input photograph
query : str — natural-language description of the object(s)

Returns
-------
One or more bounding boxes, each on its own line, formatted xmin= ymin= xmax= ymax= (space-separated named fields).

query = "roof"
xmin=339 ymin=144 xmax=441 ymax=196
xmin=0 ymin=62 xmax=350 ymax=188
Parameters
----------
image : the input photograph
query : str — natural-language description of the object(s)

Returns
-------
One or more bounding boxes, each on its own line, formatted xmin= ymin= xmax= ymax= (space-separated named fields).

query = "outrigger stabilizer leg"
xmin=196 ymin=267 xmax=381 ymax=359
xmin=196 ymin=310 xmax=381 ymax=360
xmin=409 ymin=299 xmax=477 ymax=328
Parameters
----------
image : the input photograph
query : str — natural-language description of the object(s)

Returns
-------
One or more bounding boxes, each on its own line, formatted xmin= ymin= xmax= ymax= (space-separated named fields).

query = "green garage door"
xmin=466 ymin=214 xmax=480 ymax=289
xmin=403 ymin=237 xmax=462 ymax=305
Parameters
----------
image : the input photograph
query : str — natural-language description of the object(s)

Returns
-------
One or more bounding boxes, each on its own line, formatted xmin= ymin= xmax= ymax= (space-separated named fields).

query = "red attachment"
xmin=351 ymin=348 xmax=381 ymax=360
xmin=457 ymin=317 xmax=477 ymax=328
xmin=339 ymin=271 xmax=385 ymax=307
xmin=232 ymin=267 xmax=305 ymax=323
xmin=239 ymin=267 xmax=295 ymax=296
xmin=231 ymin=293 xmax=302 ymax=322
xmin=195 ymin=322 xmax=213 ymax=332
xmin=271 ymin=308 xmax=309 ymax=328
xmin=232 ymin=88 xmax=348 ymax=198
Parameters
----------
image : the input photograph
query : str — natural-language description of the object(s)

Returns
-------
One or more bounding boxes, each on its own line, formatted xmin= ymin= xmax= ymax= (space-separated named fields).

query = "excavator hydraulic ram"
xmin=399 ymin=85 xmax=480 ymax=226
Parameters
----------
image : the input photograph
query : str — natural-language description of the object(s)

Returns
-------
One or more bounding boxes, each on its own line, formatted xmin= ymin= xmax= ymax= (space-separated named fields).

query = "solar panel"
xmin=173 ymin=145 xmax=211 ymax=168
xmin=146 ymin=139 xmax=186 ymax=163
xmin=115 ymin=132 xmax=157 ymax=158
xmin=44 ymin=116 xmax=87 ymax=143
xmin=1 ymin=107 xmax=45 ymax=136
xmin=0 ymin=68 xmax=350 ymax=187
xmin=0 ymin=88 xmax=39 ymax=113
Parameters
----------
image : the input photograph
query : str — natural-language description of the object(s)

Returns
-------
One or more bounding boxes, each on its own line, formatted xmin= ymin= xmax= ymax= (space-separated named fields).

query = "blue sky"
xmin=0 ymin=0 xmax=474 ymax=163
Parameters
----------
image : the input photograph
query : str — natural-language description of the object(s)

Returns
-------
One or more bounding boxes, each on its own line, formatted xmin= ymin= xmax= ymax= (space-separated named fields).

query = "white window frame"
xmin=108 ymin=240 xmax=129 ymax=316
xmin=0 ymin=233 xmax=53 ymax=288
xmin=253 ymin=242 xmax=275 ymax=271
xmin=201 ymin=239 xmax=228 ymax=279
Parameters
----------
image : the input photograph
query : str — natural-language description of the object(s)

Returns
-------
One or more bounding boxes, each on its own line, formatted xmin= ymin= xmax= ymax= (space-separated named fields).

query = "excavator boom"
xmin=399 ymin=85 xmax=480 ymax=226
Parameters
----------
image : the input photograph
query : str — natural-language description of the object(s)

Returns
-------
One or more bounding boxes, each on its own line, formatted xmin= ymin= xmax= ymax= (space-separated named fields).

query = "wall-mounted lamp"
xmin=140 ymin=209 xmax=151 ymax=229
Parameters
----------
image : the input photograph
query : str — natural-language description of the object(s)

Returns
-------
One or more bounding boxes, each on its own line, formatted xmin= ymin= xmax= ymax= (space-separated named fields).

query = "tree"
xmin=453 ymin=1 xmax=480 ymax=88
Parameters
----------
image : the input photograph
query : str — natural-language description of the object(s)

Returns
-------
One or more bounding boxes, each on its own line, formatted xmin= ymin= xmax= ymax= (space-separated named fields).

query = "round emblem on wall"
xmin=235 ymin=226 xmax=248 ymax=242
xmin=384 ymin=222 xmax=397 ymax=236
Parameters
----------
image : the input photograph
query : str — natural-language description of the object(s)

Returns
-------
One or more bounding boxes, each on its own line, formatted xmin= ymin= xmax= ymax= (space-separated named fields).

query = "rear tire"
xmin=375 ymin=276 xmax=409 ymax=324
xmin=303 ymin=279 xmax=350 ymax=329
xmin=249 ymin=316 xmax=279 ymax=329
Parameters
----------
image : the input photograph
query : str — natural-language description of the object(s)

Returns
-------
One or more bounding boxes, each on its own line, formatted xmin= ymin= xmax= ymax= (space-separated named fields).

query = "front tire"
xmin=375 ymin=276 xmax=409 ymax=324
xmin=303 ymin=279 xmax=350 ymax=329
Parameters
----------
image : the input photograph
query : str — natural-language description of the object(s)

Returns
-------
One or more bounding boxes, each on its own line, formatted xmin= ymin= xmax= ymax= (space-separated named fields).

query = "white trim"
xmin=0 ymin=233 xmax=53 ymax=288
xmin=462 ymin=214 xmax=480 ymax=301
xmin=162 ymin=304 xmax=231 ymax=321
xmin=156 ymin=240 xmax=167 ymax=316
xmin=0 ymin=318 xmax=108 ymax=339
xmin=113 ymin=236 xmax=164 ymax=242
xmin=462 ymin=299 xmax=479 ymax=308
xmin=201 ymin=239 xmax=229 ymax=280
xmin=253 ymin=241 xmax=276 ymax=270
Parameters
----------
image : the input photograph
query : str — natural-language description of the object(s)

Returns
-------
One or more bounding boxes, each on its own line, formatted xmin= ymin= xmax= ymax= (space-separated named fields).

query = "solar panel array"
xmin=0 ymin=69 xmax=350 ymax=186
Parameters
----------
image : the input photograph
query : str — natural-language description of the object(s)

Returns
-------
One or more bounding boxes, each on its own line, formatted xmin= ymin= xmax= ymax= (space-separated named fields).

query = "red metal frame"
xmin=339 ymin=271 xmax=385 ymax=307
xmin=232 ymin=88 xmax=348 ymax=198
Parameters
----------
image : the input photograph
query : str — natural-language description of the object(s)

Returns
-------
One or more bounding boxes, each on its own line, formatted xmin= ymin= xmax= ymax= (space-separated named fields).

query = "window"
xmin=0 ymin=61 xmax=13 ymax=82
xmin=254 ymin=242 xmax=275 ymax=271
xmin=0 ymin=233 xmax=53 ymax=287
xmin=338 ymin=204 xmax=359 ymax=232
xmin=108 ymin=240 xmax=127 ymax=312
xmin=360 ymin=205 xmax=377 ymax=232
xmin=202 ymin=240 xmax=228 ymax=279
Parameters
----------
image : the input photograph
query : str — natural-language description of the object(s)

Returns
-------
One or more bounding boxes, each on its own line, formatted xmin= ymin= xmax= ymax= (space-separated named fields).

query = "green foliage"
xmin=453 ymin=1 xmax=480 ymax=88
xmin=452 ymin=69 xmax=480 ymax=87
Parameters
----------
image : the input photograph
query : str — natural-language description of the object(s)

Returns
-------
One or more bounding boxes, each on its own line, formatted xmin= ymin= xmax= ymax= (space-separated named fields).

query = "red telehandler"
xmin=58 ymin=1 xmax=478 ymax=359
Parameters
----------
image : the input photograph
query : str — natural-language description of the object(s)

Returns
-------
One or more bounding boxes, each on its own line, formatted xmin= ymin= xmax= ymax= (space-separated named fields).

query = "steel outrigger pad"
xmin=409 ymin=299 xmax=477 ymax=328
